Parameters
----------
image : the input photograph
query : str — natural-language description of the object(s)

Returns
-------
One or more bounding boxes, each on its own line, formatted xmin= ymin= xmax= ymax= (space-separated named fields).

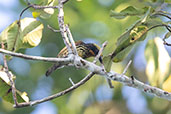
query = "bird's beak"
xmin=99 ymin=56 xmax=103 ymax=64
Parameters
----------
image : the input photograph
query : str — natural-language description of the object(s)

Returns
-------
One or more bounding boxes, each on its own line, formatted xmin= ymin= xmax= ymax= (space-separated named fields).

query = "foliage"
xmin=0 ymin=0 xmax=171 ymax=114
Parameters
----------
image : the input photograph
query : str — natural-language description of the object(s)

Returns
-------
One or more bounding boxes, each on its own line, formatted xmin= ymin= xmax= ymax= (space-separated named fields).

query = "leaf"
xmin=112 ymin=23 xmax=148 ymax=62
xmin=21 ymin=18 xmax=44 ymax=48
xmin=143 ymin=18 xmax=163 ymax=28
xmin=30 ymin=0 xmax=49 ymax=5
xmin=145 ymin=37 xmax=171 ymax=87
xmin=31 ymin=0 xmax=55 ymax=19
xmin=0 ymin=70 xmax=29 ymax=104
xmin=162 ymin=76 xmax=171 ymax=92
xmin=110 ymin=6 xmax=148 ymax=19
xmin=103 ymin=55 xmax=112 ymax=72
xmin=0 ymin=17 xmax=44 ymax=51
xmin=111 ymin=8 xmax=151 ymax=63
xmin=163 ymin=32 xmax=171 ymax=40
xmin=32 ymin=11 xmax=41 ymax=18
xmin=6 ymin=21 xmax=22 ymax=51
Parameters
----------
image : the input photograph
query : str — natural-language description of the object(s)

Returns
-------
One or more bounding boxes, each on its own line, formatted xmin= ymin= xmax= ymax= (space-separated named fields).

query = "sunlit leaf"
xmin=145 ymin=37 xmax=171 ymax=87
xmin=0 ymin=17 xmax=44 ymax=51
xmin=21 ymin=18 xmax=44 ymax=48
xmin=145 ymin=39 xmax=158 ymax=85
xmin=0 ymin=70 xmax=29 ymax=103
xmin=32 ymin=11 xmax=41 ymax=18
xmin=162 ymin=76 xmax=171 ymax=92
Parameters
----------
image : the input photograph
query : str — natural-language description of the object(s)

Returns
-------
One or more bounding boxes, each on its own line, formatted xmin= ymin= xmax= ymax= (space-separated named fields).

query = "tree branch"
xmin=1 ymin=0 xmax=171 ymax=109
xmin=1 ymin=44 xmax=18 ymax=106
xmin=1 ymin=48 xmax=170 ymax=102
xmin=14 ymin=72 xmax=95 ymax=108
xmin=65 ymin=24 xmax=78 ymax=56
xmin=57 ymin=0 xmax=72 ymax=54
xmin=0 ymin=48 xmax=72 ymax=63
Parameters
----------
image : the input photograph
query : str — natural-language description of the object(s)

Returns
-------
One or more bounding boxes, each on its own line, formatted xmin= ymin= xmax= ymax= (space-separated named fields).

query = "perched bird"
xmin=45 ymin=41 xmax=102 ymax=76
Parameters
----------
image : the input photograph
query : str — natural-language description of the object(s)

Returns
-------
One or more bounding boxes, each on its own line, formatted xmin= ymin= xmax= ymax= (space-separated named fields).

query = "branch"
xmin=14 ymin=72 xmax=95 ymax=108
xmin=93 ymin=41 xmax=107 ymax=64
xmin=73 ymin=56 xmax=171 ymax=100
xmin=1 ymin=49 xmax=170 ymax=101
xmin=1 ymin=0 xmax=170 ymax=108
xmin=107 ymin=71 xmax=171 ymax=100
xmin=65 ymin=24 xmax=78 ymax=56
xmin=13 ymin=40 xmax=107 ymax=108
xmin=152 ymin=11 xmax=171 ymax=20
xmin=18 ymin=4 xmax=58 ymax=26
xmin=57 ymin=0 xmax=72 ymax=54
xmin=1 ymin=44 xmax=18 ymax=106
xmin=0 ymin=48 xmax=72 ymax=63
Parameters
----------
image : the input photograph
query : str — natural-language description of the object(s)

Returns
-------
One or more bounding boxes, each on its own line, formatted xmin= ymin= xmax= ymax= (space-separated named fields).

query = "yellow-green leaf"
xmin=0 ymin=17 xmax=44 ymax=51
xmin=145 ymin=37 xmax=171 ymax=87
xmin=103 ymin=55 xmax=112 ymax=72
xmin=0 ymin=70 xmax=29 ymax=104
xmin=32 ymin=11 xmax=41 ymax=18
xmin=21 ymin=18 xmax=44 ymax=48
xmin=112 ymin=23 xmax=148 ymax=63
xmin=162 ymin=76 xmax=171 ymax=92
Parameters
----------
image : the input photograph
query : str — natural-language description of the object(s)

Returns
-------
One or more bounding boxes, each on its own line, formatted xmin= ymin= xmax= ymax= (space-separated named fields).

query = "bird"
xmin=45 ymin=41 xmax=102 ymax=76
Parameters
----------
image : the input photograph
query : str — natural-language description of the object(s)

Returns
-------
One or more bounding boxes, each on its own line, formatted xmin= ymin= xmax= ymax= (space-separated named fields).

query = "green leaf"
xmin=103 ymin=55 xmax=112 ymax=72
xmin=110 ymin=6 xmax=148 ymax=19
xmin=112 ymin=23 xmax=148 ymax=62
xmin=0 ymin=17 xmax=44 ymax=51
xmin=0 ymin=70 xmax=29 ymax=104
xmin=7 ymin=21 xmax=22 ymax=51
xmin=111 ymin=8 xmax=151 ymax=63
xmin=145 ymin=38 xmax=171 ymax=87
xmin=163 ymin=32 xmax=171 ymax=40
xmin=30 ymin=0 xmax=50 ymax=5
xmin=143 ymin=18 xmax=163 ymax=28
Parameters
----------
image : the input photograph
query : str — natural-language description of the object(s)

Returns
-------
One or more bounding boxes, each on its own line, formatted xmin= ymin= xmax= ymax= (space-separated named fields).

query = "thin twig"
xmin=62 ymin=0 xmax=70 ymax=4
xmin=147 ymin=24 xmax=171 ymax=32
xmin=65 ymin=24 xmax=78 ymax=56
xmin=18 ymin=3 xmax=58 ymax=26
xmin=106 ymin=78 xmax=114 ymax=88
xmin=1 ymin=44 xmax=18 ymax=106
xmin=92 ymin=41 xmax=113 ymax=88
xmin=57 ymin=0 xmax=72 ymax=54
xmin=122 ymin=60 xmax=132 ymax=76
xmin=93 ymin=41 xmax=108 ymax=64
xmin=152 ymin=12 xmax=171 ymax=20
xmin=163 ymin=41 xmax=171 ymax=46
xmin=14 ymin=72 xmax=95 ymax=108
xmin=69 ymin=77 xmax=75 ymax=85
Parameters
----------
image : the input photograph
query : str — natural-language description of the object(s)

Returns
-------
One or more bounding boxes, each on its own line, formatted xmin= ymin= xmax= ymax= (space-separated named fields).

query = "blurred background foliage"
xmin=0 ymin=0 xmax=171 ymax=114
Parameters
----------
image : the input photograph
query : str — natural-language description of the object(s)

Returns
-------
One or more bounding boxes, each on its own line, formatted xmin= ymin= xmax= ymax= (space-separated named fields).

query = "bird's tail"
xmin=45 ymin=63 xmax=60 ymax=76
